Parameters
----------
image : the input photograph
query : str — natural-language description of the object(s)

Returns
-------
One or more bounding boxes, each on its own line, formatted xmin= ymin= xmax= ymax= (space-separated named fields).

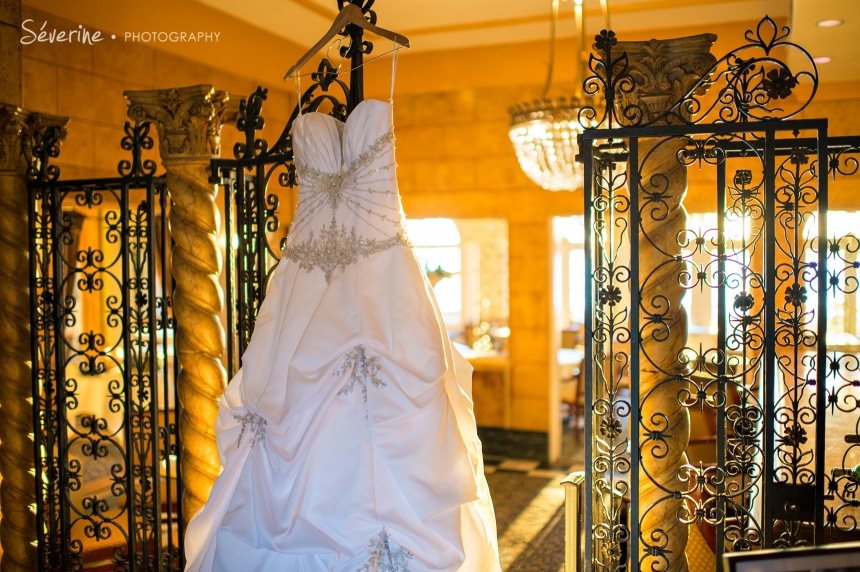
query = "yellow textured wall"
xmin=19 ymin=5 xmax=296 ymax=180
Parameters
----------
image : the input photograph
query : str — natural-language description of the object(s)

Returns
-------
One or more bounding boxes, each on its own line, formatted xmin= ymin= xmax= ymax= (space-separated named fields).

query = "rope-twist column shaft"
xmin=167 ymin=161 xmax=226 ymax=521
xmin=613 ymin=35 xmax=717 ymax=572
xmin=638 ymin=137 xmax=691 ymax=572
xmin=125 ymin=85 xmax=238 ymax=525
xmin=0 ymin=171 xmax=35 ymax=572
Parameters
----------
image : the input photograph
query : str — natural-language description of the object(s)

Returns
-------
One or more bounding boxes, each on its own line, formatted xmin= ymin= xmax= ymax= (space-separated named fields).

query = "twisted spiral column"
xmin=165 ymin=159 xmax=226 ymax=523
xmin=0 ymin=105 xmax=68 ymax=572
xmin=614 ymin=35 xmax=717 ymax=572
xmin=636 ymin=135 xmax=692 ymax=572
xmin=125 ymin=86 xmax=239 ymax=525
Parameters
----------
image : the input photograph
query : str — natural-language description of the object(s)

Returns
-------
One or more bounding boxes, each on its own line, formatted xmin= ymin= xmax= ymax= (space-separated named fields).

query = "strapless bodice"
xmin=285 ymin=99 xmax=409 ymax=283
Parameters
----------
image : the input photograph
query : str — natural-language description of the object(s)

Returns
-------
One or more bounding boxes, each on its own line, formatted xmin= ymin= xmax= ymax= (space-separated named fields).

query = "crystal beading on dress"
xmin=359 ymin=529 xmax=413 ymax=572
xmin=284 ymin=127 xmax=411 ymax=283
xmin=232 ymin=412 xmax=267 ymax=449
xmin=337 ymin=344 xmax=385 ymax=401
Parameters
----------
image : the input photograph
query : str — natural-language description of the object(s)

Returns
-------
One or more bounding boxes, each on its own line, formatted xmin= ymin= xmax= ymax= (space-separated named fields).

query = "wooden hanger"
xmin=284 ymin=3 xmax=410 ymax=81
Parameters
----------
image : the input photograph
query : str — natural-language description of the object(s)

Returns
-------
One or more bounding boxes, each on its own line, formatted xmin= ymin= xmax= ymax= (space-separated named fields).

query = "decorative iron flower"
xmin=135 ymin=292 xmax=148 ymax=307
xmin=733 ymin=169 xmax=753 ymax=187
xmin=595 ymin=30 xmax=617 ymax=52
xmin=762 ymin=68 xmax=798 ymax=100
xmin=738 ymin=189 xmax=758 ymax=202
xmin=733 ymin=291 xmax=755 ymax=312
xmin=781 ymin=423 xmax=808 ymax=447
xmin=600 ymin=416 xmax=623 ymax=438
xmin=778 ymin=198 xmax=796 ymax=214
xmin=789 ymin=147 xmax=809 ymax=165
xmin=601 ymin=541 xmax=622 ymax=559
xmin=784 ymin=283 xmax=807 ymax=307
xmin=599 ymin=286 xmax=622 ymax=307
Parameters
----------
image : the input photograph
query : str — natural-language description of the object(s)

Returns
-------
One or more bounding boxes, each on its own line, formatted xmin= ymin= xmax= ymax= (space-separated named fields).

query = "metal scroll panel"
xmin=28 ymin=123 xmax=183 ymax=571
xmin=582 ymin=120 xmax=860 ymax=571
xmin=211 ymin=59 xmax=352 ymax=377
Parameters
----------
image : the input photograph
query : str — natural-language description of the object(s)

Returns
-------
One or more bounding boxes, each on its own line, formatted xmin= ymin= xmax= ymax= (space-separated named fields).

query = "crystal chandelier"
xmin=509 ymin=99 xmax=584 ymax=191
xmin=509 ymin=0 xmax=608 ymax=192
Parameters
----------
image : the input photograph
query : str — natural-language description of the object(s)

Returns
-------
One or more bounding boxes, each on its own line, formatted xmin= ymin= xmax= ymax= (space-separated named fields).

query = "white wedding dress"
xmin=183 ymin=87 xmax=501 ymax=571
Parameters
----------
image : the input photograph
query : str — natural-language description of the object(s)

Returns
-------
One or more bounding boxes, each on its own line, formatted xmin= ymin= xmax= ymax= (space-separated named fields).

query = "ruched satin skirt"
xmin=183 ymin=245 xmax=501 ymax=572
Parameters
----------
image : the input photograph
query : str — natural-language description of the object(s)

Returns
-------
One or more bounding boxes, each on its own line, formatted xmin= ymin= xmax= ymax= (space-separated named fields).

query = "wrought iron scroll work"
xmin=27 ymin=124 xmax=64 ymax=182
xmin=337 ymin=0 xmax=375 ymax=112
xmin=118 ymin=122 xmax=157 ymax=178
xmin=584 ymin=115 xmax=860 ymax=572
xmin=579 ymin=16 xmax=820 ymax=129
xmin=28 ymin=121 xmax=183 ymax=571
xmin=589 ymin=150 xmax=633 ymax=572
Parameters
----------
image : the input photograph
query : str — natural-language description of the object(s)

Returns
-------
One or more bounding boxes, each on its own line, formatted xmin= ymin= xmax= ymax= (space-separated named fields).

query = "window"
xmin=405 ymin=218 xmax=509 ymax=350
xmin=555 ymin=216 xmax=586 ymax=327
xmin=406 ymin=218 xmax=463 ymax=321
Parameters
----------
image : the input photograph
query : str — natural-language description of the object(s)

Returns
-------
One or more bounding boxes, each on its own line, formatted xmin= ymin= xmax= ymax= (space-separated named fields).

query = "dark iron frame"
xmin=579 ymin=15 xmax=860 ymax=572
xmin=27 ymin=122 xmax=183 ymax=571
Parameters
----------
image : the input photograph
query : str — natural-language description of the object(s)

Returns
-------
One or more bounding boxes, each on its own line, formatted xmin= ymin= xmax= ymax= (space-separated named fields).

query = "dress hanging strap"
xmin=295 ymin=71 xmax=302 ymax=117
xmin=389 ymin=38 xmax=399 ymax=106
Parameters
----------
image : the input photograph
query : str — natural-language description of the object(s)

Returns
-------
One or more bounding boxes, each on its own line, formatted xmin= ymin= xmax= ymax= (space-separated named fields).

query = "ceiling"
xmin=790 ymin=0 xmax=860 ymax=82
xmin=189 ymin=0 xmax=860 ymax=83
xmin=196 ymin=0 xmax=792 ymax=52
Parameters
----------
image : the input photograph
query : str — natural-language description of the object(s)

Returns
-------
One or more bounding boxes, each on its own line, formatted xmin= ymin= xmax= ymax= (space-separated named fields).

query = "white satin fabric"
xmin=183 ymin=99 xmax=501 ymax=572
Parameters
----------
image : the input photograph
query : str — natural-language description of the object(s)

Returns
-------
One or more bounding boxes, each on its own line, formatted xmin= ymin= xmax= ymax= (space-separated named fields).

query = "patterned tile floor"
xmin=485 ymin=454 xmax=717 ymax=572
xmin=484 ymin=455 xmax=582 ymax=572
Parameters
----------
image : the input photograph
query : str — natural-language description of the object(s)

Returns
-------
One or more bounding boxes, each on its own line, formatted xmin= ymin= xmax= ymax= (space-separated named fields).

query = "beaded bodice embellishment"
xmin=285 ymin=127 xmax=411 ymax=283
xmin=286 ymin=221 xmax=408 ymax=284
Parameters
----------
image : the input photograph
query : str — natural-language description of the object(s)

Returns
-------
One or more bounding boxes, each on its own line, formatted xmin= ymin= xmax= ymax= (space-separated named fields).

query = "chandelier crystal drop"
xmin=509 ymin=99 xmax=585 ymax=192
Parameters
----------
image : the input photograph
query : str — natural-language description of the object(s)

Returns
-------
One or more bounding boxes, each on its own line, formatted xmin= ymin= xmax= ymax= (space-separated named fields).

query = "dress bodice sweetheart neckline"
xmin=294 ymin=98 xmax=390 ymax=126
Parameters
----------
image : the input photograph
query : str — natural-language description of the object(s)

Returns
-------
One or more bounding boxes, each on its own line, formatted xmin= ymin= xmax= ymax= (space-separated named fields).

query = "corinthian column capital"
xmin=124 ymin=85 xmax=239 ymax=160
xmin=614 ymin=34 xmax=717 ymax=124
xmin=0 ymin=105 xmax=68 ymax=175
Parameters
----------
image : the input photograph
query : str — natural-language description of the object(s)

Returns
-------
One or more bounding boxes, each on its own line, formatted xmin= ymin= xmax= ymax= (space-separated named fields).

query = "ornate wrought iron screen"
xmin=28 ymin=122 xmax=184 ymax=571
xmin=211 ymin=0 xmax=377 ymax=377
xmin=580 ymin=16 xmax=860 ymax=572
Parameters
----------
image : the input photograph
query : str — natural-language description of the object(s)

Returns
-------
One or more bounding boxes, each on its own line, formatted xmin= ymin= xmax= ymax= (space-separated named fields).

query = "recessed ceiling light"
xmin=814 ymin=56 xmax=832 ymax=64
xmin=818 ymin=19 xmax=843 ymax=27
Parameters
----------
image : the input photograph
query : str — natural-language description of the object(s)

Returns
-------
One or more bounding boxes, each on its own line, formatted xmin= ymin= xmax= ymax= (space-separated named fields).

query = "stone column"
xmin=614 ymin=35 xmax=716 ymax=572
xmin=0 ymin=105 xmax=68 ymax=572
xmin=124 ymin=85 xmax=238 ymax=525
